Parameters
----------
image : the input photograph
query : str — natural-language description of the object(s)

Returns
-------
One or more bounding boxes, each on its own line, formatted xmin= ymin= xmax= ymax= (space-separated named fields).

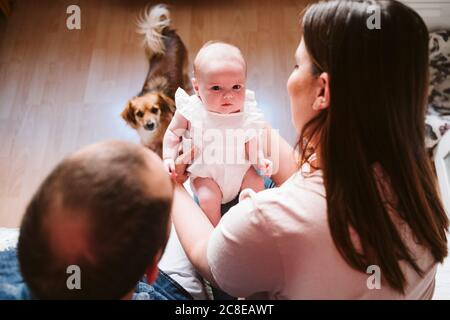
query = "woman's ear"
xmin=312 ymin=72 xmax=330 ymax=111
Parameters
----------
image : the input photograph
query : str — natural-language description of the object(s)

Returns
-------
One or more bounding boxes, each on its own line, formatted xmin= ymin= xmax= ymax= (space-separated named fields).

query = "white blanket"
xmin=0 ymin=228 xmax=19 ymax=251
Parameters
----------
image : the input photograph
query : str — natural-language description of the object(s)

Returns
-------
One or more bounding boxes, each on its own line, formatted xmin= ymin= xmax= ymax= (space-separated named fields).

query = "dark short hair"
xmin=18 ymin=142 xmax=173 ymax=299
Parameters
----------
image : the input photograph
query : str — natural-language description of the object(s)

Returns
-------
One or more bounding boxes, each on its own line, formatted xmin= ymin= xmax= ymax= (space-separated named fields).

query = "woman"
xmin=171 ymin=0 xmax=448 ymax=299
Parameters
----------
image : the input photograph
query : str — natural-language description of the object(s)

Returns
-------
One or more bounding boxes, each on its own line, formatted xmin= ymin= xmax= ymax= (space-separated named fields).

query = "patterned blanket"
xmin=426 ymin=30 xmax=450 ymax=149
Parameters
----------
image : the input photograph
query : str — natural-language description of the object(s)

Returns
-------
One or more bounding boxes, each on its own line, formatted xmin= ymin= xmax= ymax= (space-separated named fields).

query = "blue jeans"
xmin=0 ymin=249 xmax=32 ymax=300
xmin=133 ymin=269 xmax=192 ymax=300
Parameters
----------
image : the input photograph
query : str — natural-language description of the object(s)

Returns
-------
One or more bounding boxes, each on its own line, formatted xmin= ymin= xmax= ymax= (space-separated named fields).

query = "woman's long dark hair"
xmin=299 ymin=0 xmax=448 ymax=293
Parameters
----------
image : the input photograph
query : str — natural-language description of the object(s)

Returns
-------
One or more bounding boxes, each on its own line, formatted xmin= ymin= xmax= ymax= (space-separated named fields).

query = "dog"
xmin=121 ymin=4 xmax=191 ymax=157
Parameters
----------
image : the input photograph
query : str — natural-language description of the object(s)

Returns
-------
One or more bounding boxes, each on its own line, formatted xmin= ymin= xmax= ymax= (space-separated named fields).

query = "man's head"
xmin=192 ymin=41 xmax=247 ymax=114
xmin=18 ymin=141 xmax=173 ymax=299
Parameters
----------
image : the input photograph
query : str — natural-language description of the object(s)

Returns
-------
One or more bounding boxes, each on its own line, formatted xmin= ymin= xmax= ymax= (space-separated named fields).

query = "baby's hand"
xmin=163 ymin=158 xmax=176 ymax=179
xmin=258 ymin=158 xmax=273 ymax=177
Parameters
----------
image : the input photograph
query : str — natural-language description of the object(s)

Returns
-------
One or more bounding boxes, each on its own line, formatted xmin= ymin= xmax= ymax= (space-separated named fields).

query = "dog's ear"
xmin=158 ymin=93 xmax=176 ymax=115
xmin=121 ymin=99 xmax=138 ymax=128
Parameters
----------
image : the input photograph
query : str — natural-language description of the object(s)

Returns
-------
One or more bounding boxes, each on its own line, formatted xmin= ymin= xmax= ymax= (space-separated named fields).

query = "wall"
xmin=401 ymin=0 xmax=450 ymax=30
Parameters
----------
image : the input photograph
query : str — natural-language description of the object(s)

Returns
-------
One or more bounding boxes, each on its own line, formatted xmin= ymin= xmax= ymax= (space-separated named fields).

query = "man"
xmin=14 ymin=141 xmax=195 ymax=299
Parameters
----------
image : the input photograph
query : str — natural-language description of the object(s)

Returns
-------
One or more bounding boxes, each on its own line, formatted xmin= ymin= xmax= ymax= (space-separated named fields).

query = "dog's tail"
xmin=136 ymin=4 xmax=171 ymax=59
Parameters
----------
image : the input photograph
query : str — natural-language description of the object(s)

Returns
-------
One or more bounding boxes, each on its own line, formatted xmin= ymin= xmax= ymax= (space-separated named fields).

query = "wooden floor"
xmin=0 ymin=0 xmax=309 ymax=227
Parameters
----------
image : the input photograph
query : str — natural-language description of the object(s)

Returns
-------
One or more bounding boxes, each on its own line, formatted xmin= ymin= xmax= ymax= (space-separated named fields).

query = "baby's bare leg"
xmin=241 ymin=166 xmax=265 ymax=193
xmin=192 ymin=177 xmax=223 ymax=227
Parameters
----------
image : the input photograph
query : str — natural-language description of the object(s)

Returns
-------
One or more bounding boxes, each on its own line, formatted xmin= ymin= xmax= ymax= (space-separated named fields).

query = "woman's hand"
xmin=172 ymin=146 xmax=198 ymax=184
xmin=258 ymin=158 xmax=273 ymax=177
xmin=163 ymin=158 xmax=176 ymax=179
xmin=261 ymin=123 xmax=297 ymax=185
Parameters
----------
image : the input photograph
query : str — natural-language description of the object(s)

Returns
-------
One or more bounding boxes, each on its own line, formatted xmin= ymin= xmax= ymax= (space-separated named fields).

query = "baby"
xmin=163 ymin=42 xmax=272 ymax=226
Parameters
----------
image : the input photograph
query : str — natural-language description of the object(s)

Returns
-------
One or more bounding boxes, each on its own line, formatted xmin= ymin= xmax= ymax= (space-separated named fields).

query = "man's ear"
xmin=145 ymin=256 xmax=160 ymax=284
xmin=121 ymin=99 xmax=138 ymax=128
xmin=158 ymin=93 xmax=176 ymax=114
xmin=313 ymin=72 xmax=330 ymax=111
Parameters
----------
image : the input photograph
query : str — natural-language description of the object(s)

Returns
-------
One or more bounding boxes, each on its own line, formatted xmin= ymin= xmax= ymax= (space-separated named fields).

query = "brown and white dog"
xmin=121 ymin=4 xmax=191 ymax=157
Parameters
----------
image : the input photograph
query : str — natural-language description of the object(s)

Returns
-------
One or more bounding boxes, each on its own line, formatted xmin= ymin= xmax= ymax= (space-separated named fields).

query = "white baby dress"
xmin=174 ymin=88 xmax=266 ymax=203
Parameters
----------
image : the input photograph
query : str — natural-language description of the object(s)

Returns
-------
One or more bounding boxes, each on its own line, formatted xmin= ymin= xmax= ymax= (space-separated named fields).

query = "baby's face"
xmin=195 ymin=60 xmax=246 ymax=114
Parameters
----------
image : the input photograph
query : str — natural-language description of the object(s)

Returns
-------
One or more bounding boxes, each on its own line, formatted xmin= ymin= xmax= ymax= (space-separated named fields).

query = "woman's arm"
xmin=171 ymin=183 xmax=218 ymax=286
xmin=262 ymin=123 xmax=297 ymax=186
xmin=172 ymin=182 xmax=284 ymax=297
